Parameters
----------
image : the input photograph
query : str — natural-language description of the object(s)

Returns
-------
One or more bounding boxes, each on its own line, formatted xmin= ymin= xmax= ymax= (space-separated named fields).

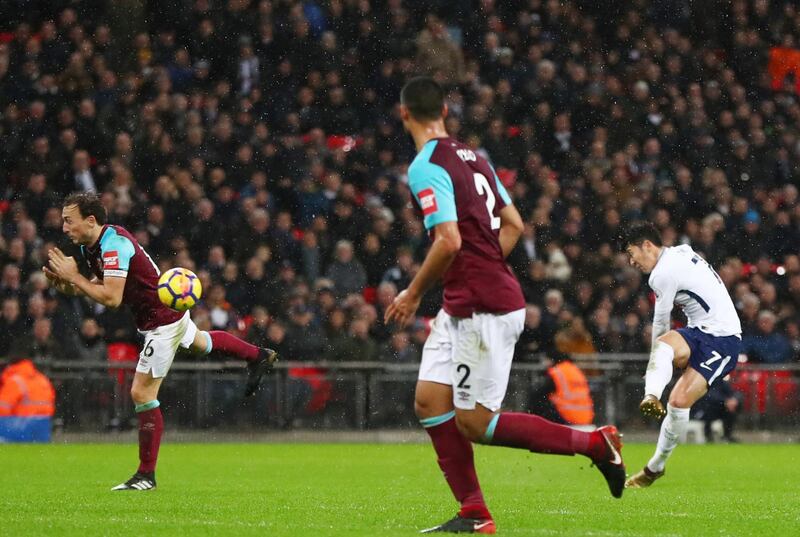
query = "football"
xmin=157 ymin=267 xmax=202 ymax=311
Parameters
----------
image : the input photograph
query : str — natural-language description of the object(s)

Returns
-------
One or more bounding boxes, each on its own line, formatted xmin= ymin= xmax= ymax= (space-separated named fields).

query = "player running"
xmin=45 ymin=192 xmax=277 ymax=491
xmin=623 ymin=223 xmax=742 ymax=488
xmin=385 ymin=77 xmax=626 ymax=534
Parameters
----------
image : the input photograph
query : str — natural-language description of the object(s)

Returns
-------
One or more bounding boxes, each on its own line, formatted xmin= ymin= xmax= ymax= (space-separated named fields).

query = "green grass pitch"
xmin=1 ymin=443 xmax=798 ymax=536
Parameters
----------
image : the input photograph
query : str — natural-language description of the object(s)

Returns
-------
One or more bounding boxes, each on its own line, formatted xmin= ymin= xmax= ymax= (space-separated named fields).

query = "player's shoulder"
xmin=649 ymin=248 xmax=683 ymax=287
xmin=408 ymin=139 xmax=452 ymax=187
xmin=99 ymin=225 xmax=136 ymax=254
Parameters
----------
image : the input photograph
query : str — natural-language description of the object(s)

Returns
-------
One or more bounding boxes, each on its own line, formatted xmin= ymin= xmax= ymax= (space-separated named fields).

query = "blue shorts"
xmin=677 ymin=327 xmax=742 ymax=386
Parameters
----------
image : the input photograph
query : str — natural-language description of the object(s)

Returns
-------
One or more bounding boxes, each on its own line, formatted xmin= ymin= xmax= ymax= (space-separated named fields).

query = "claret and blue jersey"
xmin=407 ymin=137 xmax=525 ymax=318
xmin=82 ymin=225 xmax=182 ymax=331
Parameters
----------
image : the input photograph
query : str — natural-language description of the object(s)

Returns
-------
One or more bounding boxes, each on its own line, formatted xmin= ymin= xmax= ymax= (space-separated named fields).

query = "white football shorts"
xmin=418 ymin=308 xmax=525 ymax=411
xmin=136 ymin=311 xmax=198 ymax=378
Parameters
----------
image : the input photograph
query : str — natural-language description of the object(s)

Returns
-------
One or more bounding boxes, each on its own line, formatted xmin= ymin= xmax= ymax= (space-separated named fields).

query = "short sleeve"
xmin=408 ymin=160 xmax=458 ymax=230
xmin=649 ymin=270 xmax=678 ymax=316
xmin=100 ymin=233 xmax=135 ymax=278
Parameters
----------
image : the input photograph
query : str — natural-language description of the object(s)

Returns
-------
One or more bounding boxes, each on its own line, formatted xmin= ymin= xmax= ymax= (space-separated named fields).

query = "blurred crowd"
xmin=2 ymin=0 xmax=800 ymax=368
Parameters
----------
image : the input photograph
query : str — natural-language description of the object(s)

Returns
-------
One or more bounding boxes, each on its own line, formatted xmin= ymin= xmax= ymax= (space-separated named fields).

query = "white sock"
xmin=647 ymin=404 xmax=690 ymax=473
xmin=644 ymin=341 xmax=674 ymax=400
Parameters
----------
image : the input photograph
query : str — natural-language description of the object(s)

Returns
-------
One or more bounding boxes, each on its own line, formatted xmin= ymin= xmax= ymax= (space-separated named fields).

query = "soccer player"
xmin=622 ymin=223 xmax=742 ymax=488
xmin=385 ymin=77 xmax=626 ymax=534
xmin=44 ymin=192 xmax=277 ymax=491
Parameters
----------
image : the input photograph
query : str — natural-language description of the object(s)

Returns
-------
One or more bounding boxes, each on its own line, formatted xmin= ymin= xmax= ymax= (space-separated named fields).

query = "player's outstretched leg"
xmin=481 ymin=412 xmax=626 ymax=498
xmin=630 ymin=367 xmax=706 ymax=489
xmin=420 ymin=411 xmax=495 ymax=534
xmin=196 ymin=331 xmax=278 ymax=396
xmin=112 ymin=399 xmax=162 ymax=491
xmin=626 ymin=403 xmax=689 ymax=489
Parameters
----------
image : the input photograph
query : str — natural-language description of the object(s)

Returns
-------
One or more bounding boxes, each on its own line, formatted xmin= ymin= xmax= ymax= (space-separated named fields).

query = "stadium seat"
xmin=107 ymin=343 xmax=138 ymax=385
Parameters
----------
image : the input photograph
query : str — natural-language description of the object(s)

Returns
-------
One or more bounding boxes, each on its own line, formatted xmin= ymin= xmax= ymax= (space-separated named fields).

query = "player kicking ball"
xmin=385 ymin=77 xmax=626 ymax=534
xmin=623 ymin=223 xmax=742 ymax=488
xmin=45 ymin=192 xmax=277 ymax=491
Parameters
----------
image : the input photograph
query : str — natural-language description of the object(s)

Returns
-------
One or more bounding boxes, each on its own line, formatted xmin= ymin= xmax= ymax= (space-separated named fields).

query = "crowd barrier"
xmin=7 ymin=354 xmax=795 ymax=432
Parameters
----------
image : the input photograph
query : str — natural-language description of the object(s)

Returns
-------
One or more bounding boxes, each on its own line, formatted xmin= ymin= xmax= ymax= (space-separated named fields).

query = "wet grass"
xmin=1 ymin=442 xmax=798 ymax=535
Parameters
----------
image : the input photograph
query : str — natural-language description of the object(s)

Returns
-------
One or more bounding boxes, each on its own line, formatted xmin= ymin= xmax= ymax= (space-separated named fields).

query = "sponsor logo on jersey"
xmin=457 ymin=390 xmax=470 ymax=402
xmin=418 ymin=188 xmax=438 ymax=216
xmin=103 ymin=251 xmax=120 ymax=269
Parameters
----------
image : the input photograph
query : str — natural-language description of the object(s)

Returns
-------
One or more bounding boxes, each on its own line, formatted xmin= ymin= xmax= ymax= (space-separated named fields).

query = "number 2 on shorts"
xmin=457 ymin=364 xmax=471 ymax=389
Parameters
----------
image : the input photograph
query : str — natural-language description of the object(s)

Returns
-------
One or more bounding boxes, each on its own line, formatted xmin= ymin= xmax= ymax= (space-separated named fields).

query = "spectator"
xmin=528 ymin=351 xmax=595 ymax=426
xmin=1 ymin=0 xmax=800 ymax=371
xmin=325 ymin=240 xmax=367 ymax=299
xmin=65 ymin=149 xmax=97 ymax=194
xmin=415 ymin=14 xmax=465 ymax=86
xmin=378 ymin=330 xmax=417 ymax=363
xmin=516 ymin=304 xmax=554 ymax=358
xmin=690 ymin=378 xmax=743 ymax=443
xmin=743 ymin=311 xmax=794 ymax=364
xmin=0 ymin=351 xmax=55 ymax=442
xmin=10 ymin=318 xmax=65 ymax=362
xmin=74 ymin=318 xmax=107 ymax=362
xmin=0 ymin=297 xmax=26 ymax=356
xmin=245 ymin=306 xmax=272 ymax=349
xmin=283 ymin=304 xmax=327 ymax=361
xmin=555 ymin=317 xmax=597 ymax=356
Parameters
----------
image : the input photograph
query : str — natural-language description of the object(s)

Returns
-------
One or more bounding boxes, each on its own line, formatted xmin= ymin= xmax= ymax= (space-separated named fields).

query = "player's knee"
xmin=414 ymin=397 xmax=433 ymax=419
xmin=130 ymin=385 xmax=156 ymax=405
xmin=130 ymin=385 xmax=147 ymax=405
xmin=658 ymin=332 xmax=690 ymax=366
xmin=667 ymin=393 xmax=693 ymax=410
xmin=454 ymin=414 xmax=484 ymax=442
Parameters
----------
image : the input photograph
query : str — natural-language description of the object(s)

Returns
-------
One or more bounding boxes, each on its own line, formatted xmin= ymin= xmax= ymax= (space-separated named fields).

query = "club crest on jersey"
xmin=418 ymin=188 xmax=438 ymax=216
xmin=103 ymin=251 xmax=120 ymax=269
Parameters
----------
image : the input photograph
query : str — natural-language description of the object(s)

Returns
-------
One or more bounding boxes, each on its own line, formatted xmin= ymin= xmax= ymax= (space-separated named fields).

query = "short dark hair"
xmin=400 ymin=76 xmax=445 ymax=121
xmin=623 ymin=222 xmax=663 ymax=248
xmin=63 ymin=192 xmax=107 ymax=225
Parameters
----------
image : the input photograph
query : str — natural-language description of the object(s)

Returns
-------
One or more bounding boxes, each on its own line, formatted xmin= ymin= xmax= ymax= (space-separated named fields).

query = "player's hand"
xmin=48 ymin=247 xmax=80 ymax=283
xmin=43 ymin=265 xmax=60 ymax=282
xmin=43 ymin=265 xmax=75 ymax=294
xmin=384 ymin=289 xmax=421 ymax=327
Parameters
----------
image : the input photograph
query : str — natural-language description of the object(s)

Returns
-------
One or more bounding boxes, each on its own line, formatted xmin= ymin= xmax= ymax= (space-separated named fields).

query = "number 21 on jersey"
xmin=473 ymin=173 xmax=501 ymax=230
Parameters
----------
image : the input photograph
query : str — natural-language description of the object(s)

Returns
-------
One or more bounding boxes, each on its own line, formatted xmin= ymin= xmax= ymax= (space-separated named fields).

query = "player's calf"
xmin=454 ymin=408 xmax=495 ymax=443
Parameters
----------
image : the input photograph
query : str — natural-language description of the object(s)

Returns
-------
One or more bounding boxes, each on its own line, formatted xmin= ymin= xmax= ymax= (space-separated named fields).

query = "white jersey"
xmin=648 ymin=245 xmax=741 ymax=345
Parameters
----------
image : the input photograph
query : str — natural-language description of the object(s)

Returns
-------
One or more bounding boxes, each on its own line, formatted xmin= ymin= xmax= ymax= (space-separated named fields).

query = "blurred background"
xmin=1 ymin=0 xmax=799 ymax=440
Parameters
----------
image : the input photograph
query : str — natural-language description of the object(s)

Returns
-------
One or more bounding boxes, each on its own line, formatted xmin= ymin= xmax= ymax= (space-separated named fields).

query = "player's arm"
xmin=408 ymin=221 xmax=461 ymax=300
xmin=498 ymin=203 xmax=524 ymax=258
xmin=385 ymin=221 xmax=461 ymax=327
xmin=49 ymin=239 xmax=132 ymax=308
xmin=43 ymin=265 xmax=86 ymax=296
xmin=649 ymin=272 xmax=678 ymax=350
xmin=385 ymin=161 xmax=458 ymax=326
xmin=489 ymin=166 xmax=522 ymax=258
xmin=67 ymin=272 xmax=126 ymax=308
